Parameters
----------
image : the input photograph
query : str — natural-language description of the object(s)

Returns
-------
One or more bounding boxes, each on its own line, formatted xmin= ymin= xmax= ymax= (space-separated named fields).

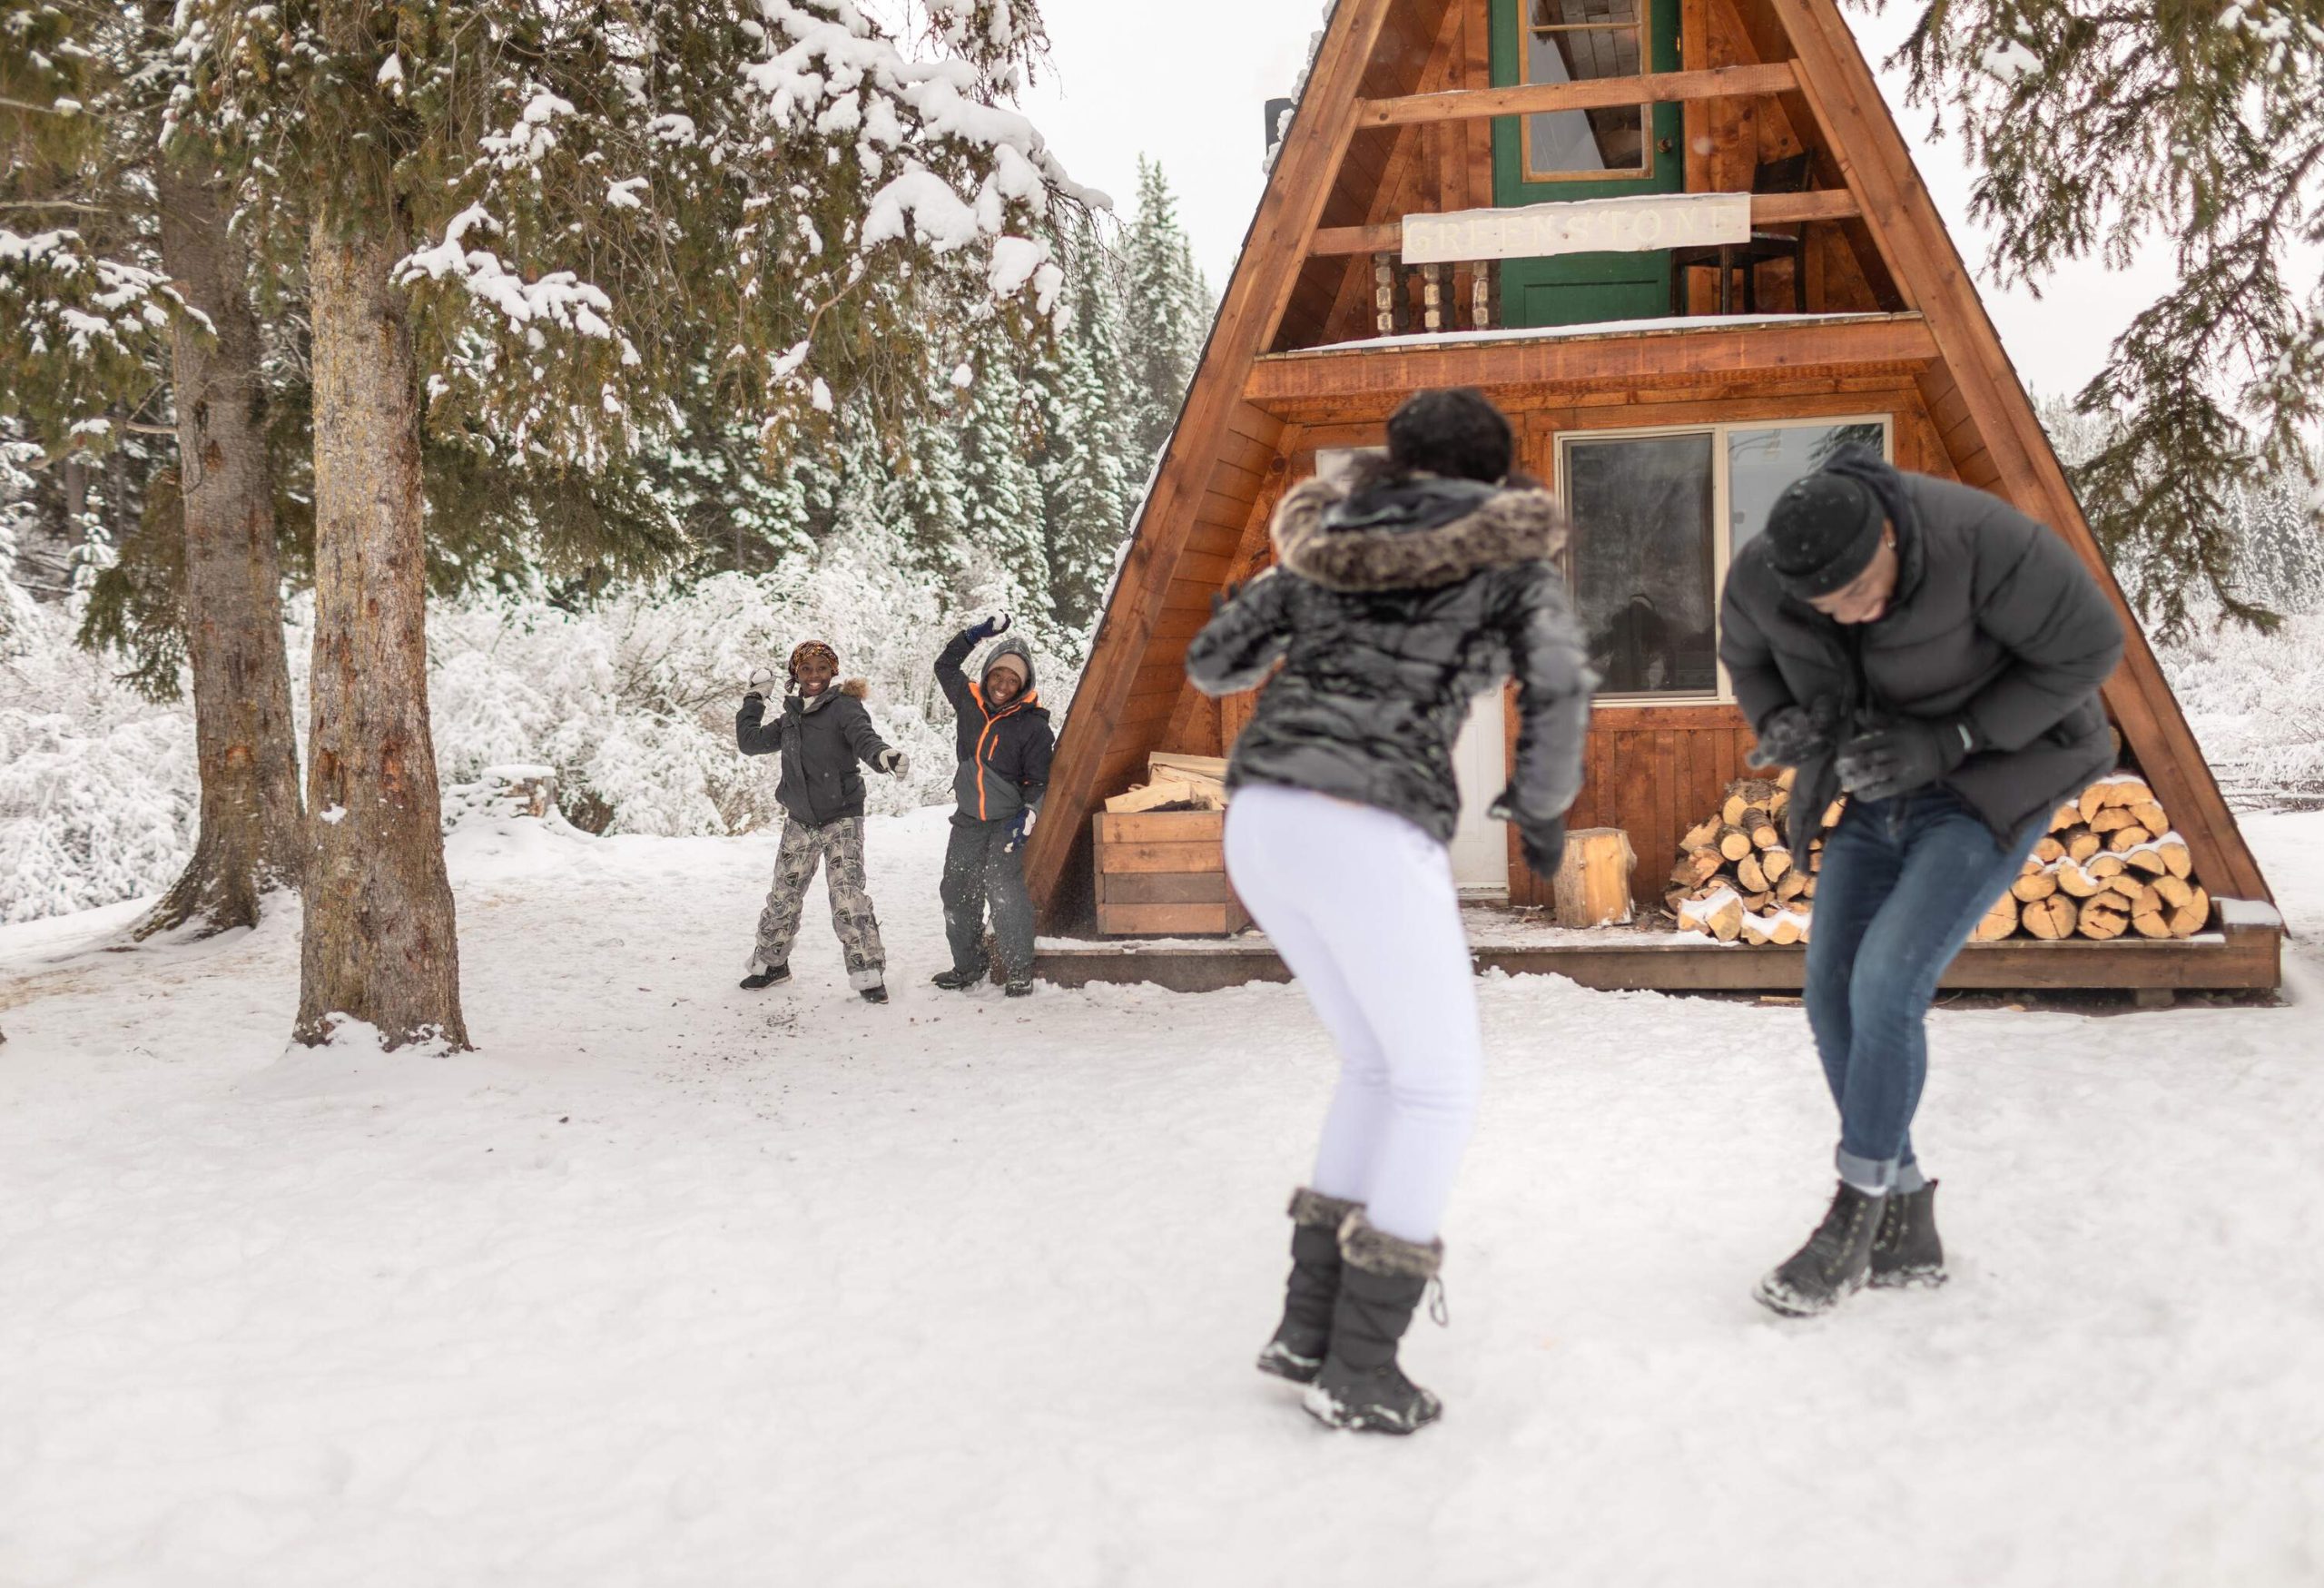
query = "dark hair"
xmin=1385 ymin=387 xmax=1513 ymax=483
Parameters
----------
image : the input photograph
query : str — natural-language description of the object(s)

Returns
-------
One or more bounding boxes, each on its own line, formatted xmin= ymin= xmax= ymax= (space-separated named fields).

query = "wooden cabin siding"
xmin=1514 ymin=701 xmax=1752 ymax=907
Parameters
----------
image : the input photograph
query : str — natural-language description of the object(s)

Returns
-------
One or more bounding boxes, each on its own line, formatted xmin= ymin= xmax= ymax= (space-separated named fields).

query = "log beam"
xmin=1355 ymin=61 xmax=1798 ymax=127
xmin=1244 ymin=311 xmax=1938 ymax=419
xmin=1309 ymin=189 xmax=1860 ymax=256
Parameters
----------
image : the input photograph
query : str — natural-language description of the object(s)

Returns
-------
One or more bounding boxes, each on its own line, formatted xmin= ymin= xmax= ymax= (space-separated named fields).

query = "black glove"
xmin=1746 ymin=705 xmax=1831 ymax=771
xmin=1004 ymin=806 xmax=1037 ymax=853
xmin=1836 ymin=717 xmax=1974 ymax=803
xmin=1518 ymin=816 xmax=1566 ymax=877
xmin=1489 ymin=792 xmax=1567 ymax=875
xmin=963 ymin=612 xmax=1012 ymax=645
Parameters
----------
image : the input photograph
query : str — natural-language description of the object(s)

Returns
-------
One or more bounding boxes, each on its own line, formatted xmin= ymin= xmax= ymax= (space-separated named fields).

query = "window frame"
xmin=1518 ymin=0 xmax=1654 ymax=184
xmin=1555 ymin=413 xmax=1895 ymax=704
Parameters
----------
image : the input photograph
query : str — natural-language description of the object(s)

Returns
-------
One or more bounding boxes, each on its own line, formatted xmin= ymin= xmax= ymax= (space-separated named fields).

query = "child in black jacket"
xmin=736 ymin=640 xmax=908 ymax=1003
xmin=929 ymin=615 xmax=1054 ymax=997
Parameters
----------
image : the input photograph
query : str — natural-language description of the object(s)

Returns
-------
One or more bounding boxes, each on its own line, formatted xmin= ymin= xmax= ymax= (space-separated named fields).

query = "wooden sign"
xmin=1402 ymin=192 xmax=1751 ymax=264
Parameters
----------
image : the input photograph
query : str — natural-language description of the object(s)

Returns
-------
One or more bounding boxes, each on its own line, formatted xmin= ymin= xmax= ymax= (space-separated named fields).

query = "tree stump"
xmin=1553 ymin=828 xmax=1637 ymax=929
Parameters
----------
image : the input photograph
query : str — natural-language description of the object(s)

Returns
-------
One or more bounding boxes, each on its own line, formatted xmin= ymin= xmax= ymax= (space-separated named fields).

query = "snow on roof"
xmin=1289 ymin=310 xmax=1917 ymax=358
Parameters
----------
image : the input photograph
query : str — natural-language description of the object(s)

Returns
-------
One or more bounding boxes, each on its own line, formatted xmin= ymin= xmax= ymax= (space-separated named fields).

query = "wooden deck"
xmin=1035 ymin=922 xmax=2283 ymax=997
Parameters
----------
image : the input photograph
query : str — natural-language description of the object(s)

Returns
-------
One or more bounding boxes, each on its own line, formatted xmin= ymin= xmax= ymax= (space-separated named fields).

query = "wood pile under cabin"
xmin=1666 ymin=770 xmax=1831 ymax=945
xmin=1092 ymin=754 xmax=1246 ymax=938
xmin=1997 ymin=774 xmax=2208 ymax=943
xmin=1668 ymin=770 xmax=2212 ymax=947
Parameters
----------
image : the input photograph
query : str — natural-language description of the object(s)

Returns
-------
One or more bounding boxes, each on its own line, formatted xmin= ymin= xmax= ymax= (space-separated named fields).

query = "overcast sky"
xmin=1019 ymin=1 xmax=2172 ymax=401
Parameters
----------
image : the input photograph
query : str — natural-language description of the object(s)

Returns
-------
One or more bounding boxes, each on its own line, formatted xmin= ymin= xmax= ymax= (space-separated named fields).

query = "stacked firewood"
xmin=1984 ymin=774 xmax=2209 ymax=942
xmin=1666 ymin=770 xmax=1838 ymax=946
xmin=1669 ymin=769 xmax=2211 ymax=946
xmin=1102 ymin=752 xmax=1229 ymax=814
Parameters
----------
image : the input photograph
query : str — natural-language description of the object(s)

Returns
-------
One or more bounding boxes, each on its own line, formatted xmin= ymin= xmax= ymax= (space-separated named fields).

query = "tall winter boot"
xmin=1868 ymin=1180 xmax=1947 ymax=1288
xmin=1303 ymin=1212 xmax=1444 ymax=1435
xmin=1256 ymin=1189 xmax=1362 ymax=1384
xmin=1753 ymin=1181 xmax=1884 ymax=1317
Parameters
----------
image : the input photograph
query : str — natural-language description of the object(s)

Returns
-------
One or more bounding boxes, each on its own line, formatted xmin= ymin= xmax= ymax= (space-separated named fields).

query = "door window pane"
xmin=1727 ymin=421 xmax=1888 ymax=558
xmin=1567 ymin=432 xmax=1717 ymax=695
xmin=1524 ymin=0 xmax=1647 ymax=178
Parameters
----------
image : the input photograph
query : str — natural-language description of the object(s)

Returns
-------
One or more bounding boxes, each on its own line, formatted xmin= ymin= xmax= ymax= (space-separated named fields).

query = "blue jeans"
xmin=1804 ymin=785 xmax=2044 ymax=1192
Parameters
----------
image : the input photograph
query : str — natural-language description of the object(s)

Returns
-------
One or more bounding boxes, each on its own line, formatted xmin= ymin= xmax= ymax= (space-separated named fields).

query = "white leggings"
xmin=1224 ymin=784 xmax=1483 ymax=1243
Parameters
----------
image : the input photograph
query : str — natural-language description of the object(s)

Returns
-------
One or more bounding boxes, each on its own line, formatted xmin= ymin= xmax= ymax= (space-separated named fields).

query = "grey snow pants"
xmin=754 ymin=815 xmax=886 ymax=990
xmin=940 ymin=816 xmax=1035 ymax=982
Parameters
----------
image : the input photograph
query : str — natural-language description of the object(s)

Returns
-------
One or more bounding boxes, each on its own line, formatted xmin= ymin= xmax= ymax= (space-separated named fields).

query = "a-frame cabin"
xmin=1024 ymin=0 xmax=2280 ymax=994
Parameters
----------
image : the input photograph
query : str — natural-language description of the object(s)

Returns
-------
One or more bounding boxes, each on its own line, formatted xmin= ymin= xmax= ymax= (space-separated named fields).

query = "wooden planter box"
xmin=1092 ymin=810 xmax=1251 ymax=937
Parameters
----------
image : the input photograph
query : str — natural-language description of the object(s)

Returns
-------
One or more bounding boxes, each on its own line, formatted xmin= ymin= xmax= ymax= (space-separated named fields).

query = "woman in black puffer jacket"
xmin=1187 ymin=388 xmax=1592 ymax=1437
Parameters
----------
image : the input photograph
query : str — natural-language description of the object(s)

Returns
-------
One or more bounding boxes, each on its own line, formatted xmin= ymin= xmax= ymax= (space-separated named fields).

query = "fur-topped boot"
xmin=1256 ymin=1188 xmax=1363 ymax=1384
xmin=1303 ymin=1212 xmax=1444 ymax=1435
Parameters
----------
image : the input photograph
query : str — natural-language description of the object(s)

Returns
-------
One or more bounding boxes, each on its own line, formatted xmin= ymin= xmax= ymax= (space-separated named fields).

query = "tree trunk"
xmin=293 ymin=199 xmax=468 ymax=1050
xmin=139 ymin=162 xmax=305 ymax=939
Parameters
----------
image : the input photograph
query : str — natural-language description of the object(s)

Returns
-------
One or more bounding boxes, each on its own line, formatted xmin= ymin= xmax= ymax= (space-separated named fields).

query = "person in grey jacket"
xmin=931 ymin=616 xmax=1054 ymax=997
xmin=1719 ymin=449 xmax=2123 ymax=1317
xmin=1187 ymin=387 xmax=1592 ymax=1436
xmin=736 ymin=639 xmax=908 ymax=1002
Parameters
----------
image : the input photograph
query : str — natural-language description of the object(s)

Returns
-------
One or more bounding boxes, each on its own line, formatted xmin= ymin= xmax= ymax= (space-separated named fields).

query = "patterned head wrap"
xmin=788 ymin=640 xmax=839 ymax=677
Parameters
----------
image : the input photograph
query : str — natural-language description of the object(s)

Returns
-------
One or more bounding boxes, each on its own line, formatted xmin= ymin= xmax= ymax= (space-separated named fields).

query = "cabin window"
xmin=1559 ymin=417 xmax=1892 ymax=699
xmin=1521 ymin=0 xmax=1649 ymax=181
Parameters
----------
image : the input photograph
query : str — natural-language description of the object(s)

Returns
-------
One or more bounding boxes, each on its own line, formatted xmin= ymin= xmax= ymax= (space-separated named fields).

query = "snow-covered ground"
xmin=3 ymin=806 xmax=2321 ymax=1587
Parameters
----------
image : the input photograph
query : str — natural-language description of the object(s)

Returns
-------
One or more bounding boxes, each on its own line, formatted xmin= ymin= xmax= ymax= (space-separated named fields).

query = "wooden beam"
xmin=1244 ymin=312 xmax=1937 ymax=416
xmin=1034 ymin=922 xmax=2281 ymax=994
xmin=1356 ymin=61 xmax=1797 ymax=127
xmin=1308 ymin=189 xmax=1859 ymax=256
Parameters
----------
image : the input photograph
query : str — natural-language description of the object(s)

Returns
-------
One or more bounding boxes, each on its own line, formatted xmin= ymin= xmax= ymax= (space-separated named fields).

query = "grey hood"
xmin=980 ymin=636 xmax=1039 ymax=699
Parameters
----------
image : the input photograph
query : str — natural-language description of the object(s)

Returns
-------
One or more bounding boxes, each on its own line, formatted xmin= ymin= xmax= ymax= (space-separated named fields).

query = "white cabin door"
xmin=1449 ymin=688 xmax=1510 ymax=893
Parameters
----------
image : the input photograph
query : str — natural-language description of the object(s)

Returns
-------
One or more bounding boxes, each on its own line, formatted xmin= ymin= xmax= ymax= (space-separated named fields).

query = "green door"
xmin=1489 ymin=0 xmax=1684 ymax=328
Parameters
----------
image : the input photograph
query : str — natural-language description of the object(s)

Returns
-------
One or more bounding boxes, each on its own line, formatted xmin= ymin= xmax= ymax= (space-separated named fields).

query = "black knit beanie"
xmin=1764 ymin=473 xmax=1886 ymax=597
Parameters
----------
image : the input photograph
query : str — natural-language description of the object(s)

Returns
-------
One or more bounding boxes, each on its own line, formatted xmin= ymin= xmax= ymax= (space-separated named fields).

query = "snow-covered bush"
xmin=0 ymin=594 xmax=197 ymax=922
xmin=2156 ymin=607 xmax=2324 ymax=809
xmin=425 ymin=526 xmax=1080 ymax=837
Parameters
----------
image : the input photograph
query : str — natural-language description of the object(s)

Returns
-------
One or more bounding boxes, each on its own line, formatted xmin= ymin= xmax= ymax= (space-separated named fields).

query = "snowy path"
xmin=3 ymin=807 xmax=2321 ymax=1587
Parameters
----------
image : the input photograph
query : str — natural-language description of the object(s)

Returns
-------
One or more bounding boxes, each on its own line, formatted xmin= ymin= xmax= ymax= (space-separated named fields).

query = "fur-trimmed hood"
xmin=1271 ymin=456 xmax=1568 ymax=593
xmin=800 ymin=677 xmax=870 ymax=711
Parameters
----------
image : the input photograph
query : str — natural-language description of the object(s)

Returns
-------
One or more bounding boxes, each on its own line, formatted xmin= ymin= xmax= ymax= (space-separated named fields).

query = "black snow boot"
xmin=930 ymin=967 xmax=982 ymax=991
xmin=860 ymin=984 xmax=889 ymax=1005
xmin=1004 ymin=978 xmax=1033 ymax=998
xmin=1868 ymin=1180 xmax=1947 ymax=1289
xmin=1754 ymin=1181 xmax=1885 ymax=1317
xmin=739 ymin=960 xmax=791 ymax=991
xmin=1303 ymin=1212 xmax=1444 ymax=1435
xmin=1256 ymin=1188 xmax=1362 ymax=1384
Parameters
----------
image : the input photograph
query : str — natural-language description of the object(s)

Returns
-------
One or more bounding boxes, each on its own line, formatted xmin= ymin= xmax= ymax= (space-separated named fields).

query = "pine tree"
xmin=1120 ymin=156 xmax=1211 ymax=469
xmin=954 ymin=321 xmax=1056 ymax=628
xmin=1880 ymin=0 xmax=2324 ymax=636
xmin=1036 ymin=223 xmax=1137 ymax=641
xmin=2 ymin=0 xmax=306 ymax=939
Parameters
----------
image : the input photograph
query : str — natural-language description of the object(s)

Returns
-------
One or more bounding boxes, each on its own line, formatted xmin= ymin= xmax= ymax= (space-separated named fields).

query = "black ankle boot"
xmin=1754 ymin=1181 xmax=1884 ymax=1317
xmin=1256 ymin=1189 xmax=1361 ymax=1384
xmin=1303 ymin=1213 xmax=1443 ymax=1435
xmin=1869 ymin=1180 xmax=1946 ymax=1288
xmin=739 ymin=960 xmax=791 ymax=990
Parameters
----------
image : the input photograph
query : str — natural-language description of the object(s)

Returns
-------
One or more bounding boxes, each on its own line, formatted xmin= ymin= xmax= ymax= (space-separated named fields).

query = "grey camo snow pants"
xmin=754 ymin=815 xmax=886 ymax=990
